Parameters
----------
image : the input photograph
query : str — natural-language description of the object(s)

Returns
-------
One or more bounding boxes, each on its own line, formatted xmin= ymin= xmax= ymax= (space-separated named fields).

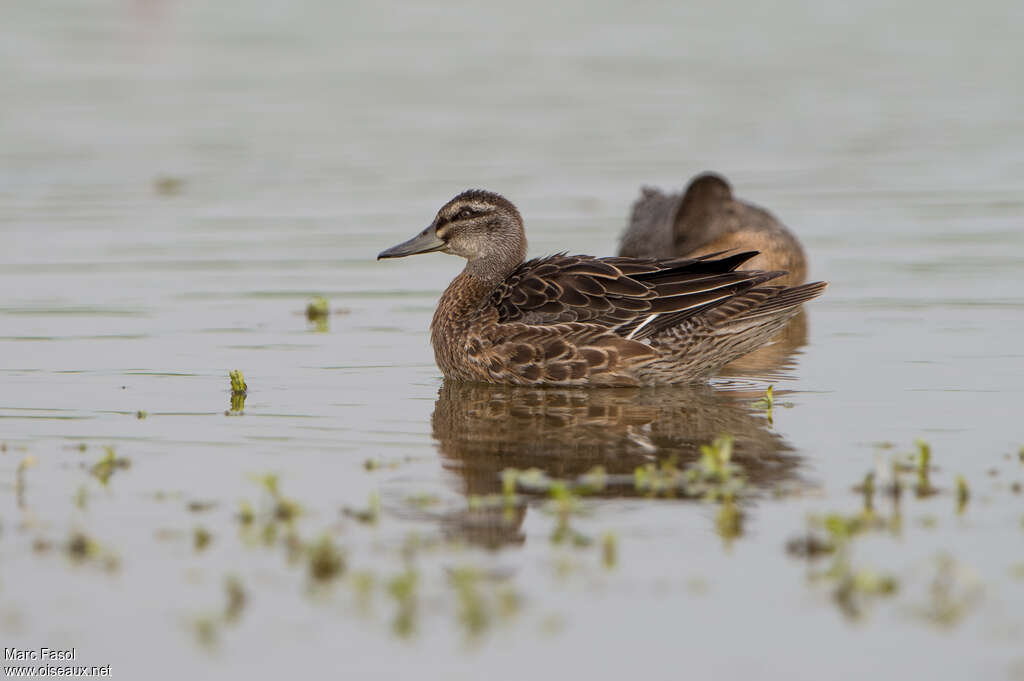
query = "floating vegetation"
xmin=601 ymin=532 xmax=617 ymax=569
xmin=363 ymin=457 xmax=414 ymax=472
xmin=89 ymin=447 xmax=130 ymax=485
xmin=194 ymin=575 xmax=248 ymax=648
xmin=305 ymin=296 xmax=330 ymax=332
xmin=752 ymin=385 xmax=774 ymax=424
xmin=449 ymin=568 xmax=488 ymax=638
xmin=308 ymin=535 xmax=346 ymax=583
xmin=237 ymin=502 xmax=255 ymax=526
xmin=252 ymin=474 xmax=301 ymax=524
xmin=506 ymin=436 xmax=745 ymax=505
xmin=831 ymin=564 xmax=900 ymax=620
xmin=224 ymin=576 xmax=246 ymax=623
xmin=229 ymin=369 xmax=247 ymax=397
xmin=228 ymin=370 xmax=247 ymax=414
xmin=913 ymin=440 xmax=937 ymax=498
xmin=73 ymin=485 xmax=88 ymax=510
xmin=853 ymin=472 xmax=875 ymax=512
xmin=405 ymin=493 xmax=440 ymax=509
xmin=350 ymin=571 xmax=376 ymax=610
xmin=343 ymin=491 xmax=380 ymax=525
xmin=785 ymin=533 xmax=836 ymax=559
xmin=387 ymin=569 xmax=419 ymax=638
xmin=955 ymin=475 xmax=969 ymax=514
xmin=136 ymin=410 xmax=147 ymax=419
xmin=912 ymin=553 xmax=982 ymax=628
xmin=66 ymin=531 xmax=118 ymax=572
xmin=194 ymin=616 xmax=219 ymax=649
xmin=194 ymin=527 xmax=212 ymax=552
xmin=187 ymin=500 xmax=218 ymax=513
xmin=793 ymin=510 xmax=898 ymax=619
xmin=236 ymin=476 xmax=303 ymax=551
xmin=715 ymin=497 xmax=744 ymax=545
xmin=16 ymin=456 xmax=36 ymax=509
xmin=154 ymin=175 xmax=184 ymax=195
xmin=305 ymin=296 xmax=329 ymax=321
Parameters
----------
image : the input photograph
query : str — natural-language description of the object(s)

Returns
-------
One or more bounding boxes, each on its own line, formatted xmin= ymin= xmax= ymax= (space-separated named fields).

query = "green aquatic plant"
xmin=193 ymin=616 xmax=218 ymax=649
xmin=914 ymin=440 xmax=937 ymax=498
xmin=230 ymin=370 xmax=247 ymax=394
xmin=224 ymin=576 xmax=246 ymax=623
xmin=601 ymin=532 xmax=618 ymax=569
xmin=308 ymin=535 xmax=346 ymax=582
xmin=305 ymin=296 xmax=329 ymax=320
xmin=251 ymin=473 xmax=301 ymax=523
xmin=831 ymin=563 xmax=900 ymax=620
xmin=351 ymin=571 xmax=376 ymax=611
xmin=501 ymin=468 xmax=519 ymax=497
xmin=306 ymin=296 xmax=330 ymax=332
xmin=576 ymin=465 xmax=608 ymax=494
xmin=194 ymin=527 xmax=212 ymax=552
xmin=67 ymin=531 xmax=98 ymax=562
xmin=715 ymin=497 xmax=744 ymax=546
xmin=449 ymin=568 xmax=489 ymax=637
xmin=363 ymin=457 xmax=414 ymax=472
xmin=698 ymin=435 xmax=734 ymax=481
xmin=854 ymin=472 xmax=875 ymax=513
xmin=955 ymin=475 xmax=969 ymax=514
xmin=752 ymin=385 xmax=774 ymax=424
xmin=16 ymin=456 xmax=36 ymax=508
xmin=405 ymin=493 xmax=440 ymax=509
xmin=154 ymin=175 xmax=184 ymax=195
xmin=785 ymin=532 xmax=836 ymax=559
xmin=66 ymin=530 xmax=118 ymax=572
xmin=913 ymin=553 xmax=982 ymax=628
xmin=344 ymin=491 xmax=381 ymax=525
xmin=274 ymin=497 xmax=301 ymax=523
xmin=136 ymin=410 xmax=147 ymax=419
xmin=89 ymin=447 xmax=130 ymax=485
xmin=237 ymin=501 xmax=255 ymax=526
xmin=228 ymin=370 xmax=247 ymax=413
xmin=387 ymin=569 xmax=419 ymax=638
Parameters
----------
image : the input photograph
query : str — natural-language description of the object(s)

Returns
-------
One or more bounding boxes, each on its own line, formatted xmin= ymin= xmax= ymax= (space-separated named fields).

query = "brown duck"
xmin=378 ymin=189 xmax=825 ymax=386
xmin=619 ymin=172 xmax=807 ymax=286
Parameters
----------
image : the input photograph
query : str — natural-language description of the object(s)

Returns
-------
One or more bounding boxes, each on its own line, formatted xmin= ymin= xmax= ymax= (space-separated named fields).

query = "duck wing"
xmin=490 ymin=251 xmax=782 ymax=340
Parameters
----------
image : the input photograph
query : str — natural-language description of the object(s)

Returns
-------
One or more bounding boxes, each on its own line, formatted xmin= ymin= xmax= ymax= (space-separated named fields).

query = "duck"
xmin=378 ymin=189 xmax=825 ymax=386
xmin=619 ymin=172 xmax=807 ymax=287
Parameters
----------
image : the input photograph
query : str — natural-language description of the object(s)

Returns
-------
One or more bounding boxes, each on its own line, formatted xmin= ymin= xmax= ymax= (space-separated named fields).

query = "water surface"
xmin=2 ymin=0 xmax=1024 ymax=679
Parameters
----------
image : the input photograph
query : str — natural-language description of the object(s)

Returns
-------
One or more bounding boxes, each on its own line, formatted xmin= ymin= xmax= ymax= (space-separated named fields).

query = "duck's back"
xmin=620 ymin=173 xmax=807 ymax=287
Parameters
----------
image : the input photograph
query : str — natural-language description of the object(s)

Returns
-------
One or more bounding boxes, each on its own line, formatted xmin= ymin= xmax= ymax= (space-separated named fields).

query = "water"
xmin=2 ymin=0 xmax=1024 ymax=678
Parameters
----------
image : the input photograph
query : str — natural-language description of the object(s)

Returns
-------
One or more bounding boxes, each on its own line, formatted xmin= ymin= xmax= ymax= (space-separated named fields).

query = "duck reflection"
xmin=428 ymin=380 xmax=803 ymax=548
xmin=718 ymin=309 xmax=810 ymax=378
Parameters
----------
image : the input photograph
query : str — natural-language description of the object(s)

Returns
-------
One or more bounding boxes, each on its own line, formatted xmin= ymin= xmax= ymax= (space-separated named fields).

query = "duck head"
xmin=378 ymin=189 xmax=528 ymax=282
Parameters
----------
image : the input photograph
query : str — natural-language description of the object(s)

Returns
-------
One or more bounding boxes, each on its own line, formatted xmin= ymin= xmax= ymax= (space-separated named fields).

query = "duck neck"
xmin=433 ymin=268 xmax=500 ymax=327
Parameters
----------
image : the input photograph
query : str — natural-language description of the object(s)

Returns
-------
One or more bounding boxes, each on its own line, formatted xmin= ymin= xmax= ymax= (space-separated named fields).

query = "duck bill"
xmin=377 ymin=227 xmax=446 ymax=260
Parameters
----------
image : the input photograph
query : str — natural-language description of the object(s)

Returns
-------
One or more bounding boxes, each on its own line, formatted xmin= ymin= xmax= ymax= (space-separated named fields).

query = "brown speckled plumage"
xmin=379 ymin=189 xmax=826 ymax=386
xmin=620 ymin=172 xmax=808 ymax=286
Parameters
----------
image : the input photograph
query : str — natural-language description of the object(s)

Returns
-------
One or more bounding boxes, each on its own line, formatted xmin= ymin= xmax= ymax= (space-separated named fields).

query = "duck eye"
xmin=457 ymin=207 xmax=475 ymax=220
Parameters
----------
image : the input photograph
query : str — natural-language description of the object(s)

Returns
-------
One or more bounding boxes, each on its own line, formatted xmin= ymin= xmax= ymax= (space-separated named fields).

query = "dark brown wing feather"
xmin=490 ymin=251 xmax=776 ymax=337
